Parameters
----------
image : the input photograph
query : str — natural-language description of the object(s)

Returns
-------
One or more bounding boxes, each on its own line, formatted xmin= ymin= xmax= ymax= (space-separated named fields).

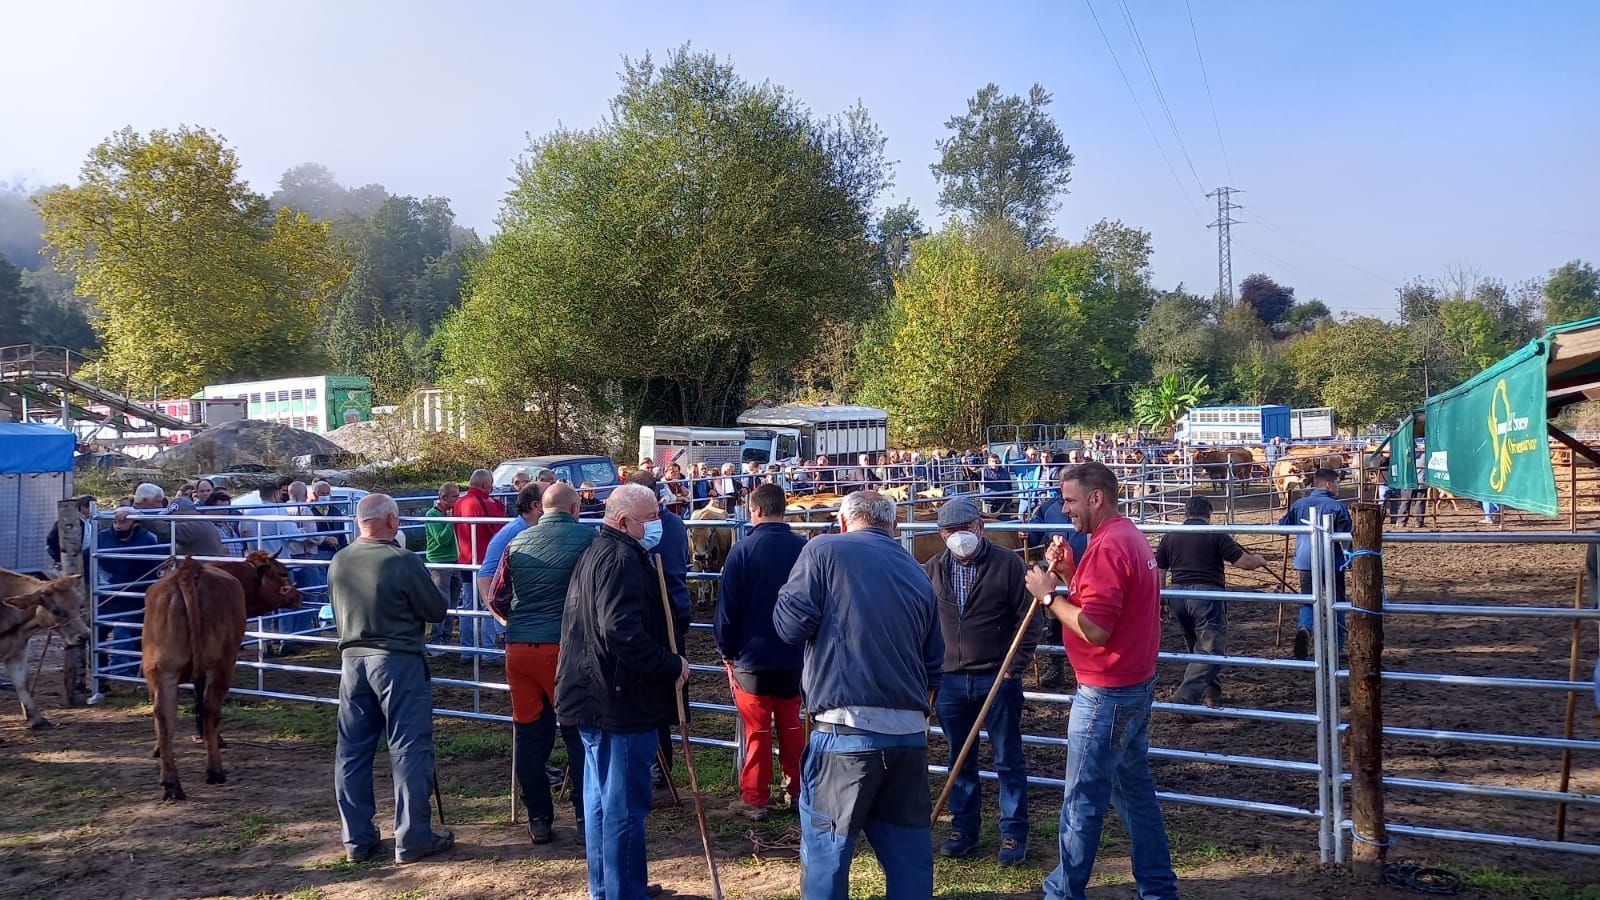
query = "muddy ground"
xmin=3 ymin=503 xmax=1598 ymax=899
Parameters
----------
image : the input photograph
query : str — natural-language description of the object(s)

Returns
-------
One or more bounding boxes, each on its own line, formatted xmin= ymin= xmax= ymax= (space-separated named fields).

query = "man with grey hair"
xmin=118 ymin=483 xmax=225 ymax=558
xmin=556 ymin=482 xmax=688 ymax=899
xmin=329 ymin=492 xmax=452 ymax=864
xmin=774 ymin=489 xmax=943 ymax=899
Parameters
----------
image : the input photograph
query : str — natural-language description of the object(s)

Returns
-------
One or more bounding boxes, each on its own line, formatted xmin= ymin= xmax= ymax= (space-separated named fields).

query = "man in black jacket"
xmin=926 ymin=496 xmax=1039 ymax=865
xmin=555 ymin=483 xmax=689 ymax=900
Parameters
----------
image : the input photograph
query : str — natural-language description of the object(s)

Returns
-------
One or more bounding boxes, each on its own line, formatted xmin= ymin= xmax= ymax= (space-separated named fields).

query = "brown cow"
xmin=206 ymin=550 xmax=303 ymax=618
xmin=0 ymin=570 xmax=91 ymax=728
xmin=1272 ymin=453 xmax=1346 ymax=507
xmin=1192 ymin=448 xmax=1256 ymax=488
xmin=686 ymin=503 xmax=734 ymax=611
xmin=143 ymin=556 xmax=246 ymax=801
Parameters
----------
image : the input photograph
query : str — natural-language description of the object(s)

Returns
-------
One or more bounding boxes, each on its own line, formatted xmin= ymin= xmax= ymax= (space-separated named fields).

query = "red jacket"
xmin=453 ymin=487 xmax=507 ymax=565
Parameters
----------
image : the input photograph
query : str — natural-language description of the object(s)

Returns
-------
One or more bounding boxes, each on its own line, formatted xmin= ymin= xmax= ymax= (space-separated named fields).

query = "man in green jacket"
xmin=424 ymin=482 xmax=461 ymax=652
xmin=498 ymin=482 xmax=596 ymax=844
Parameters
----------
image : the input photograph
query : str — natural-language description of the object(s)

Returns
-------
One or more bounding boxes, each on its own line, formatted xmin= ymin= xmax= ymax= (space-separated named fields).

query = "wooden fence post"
xmin=1347 ymin=502 xmax=1387 ymax=882
xmin=56 ymin=498 xmax=90 ymax=706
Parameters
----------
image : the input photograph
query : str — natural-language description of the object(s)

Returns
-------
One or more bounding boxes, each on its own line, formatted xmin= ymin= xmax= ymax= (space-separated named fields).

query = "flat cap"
xmin=936 ymin=496 xmax=982 ymax=528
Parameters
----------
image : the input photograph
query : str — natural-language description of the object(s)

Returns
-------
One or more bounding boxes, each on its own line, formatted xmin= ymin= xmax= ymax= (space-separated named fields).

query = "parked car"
xmin=492 ymin=455 xmax=619 ymax=495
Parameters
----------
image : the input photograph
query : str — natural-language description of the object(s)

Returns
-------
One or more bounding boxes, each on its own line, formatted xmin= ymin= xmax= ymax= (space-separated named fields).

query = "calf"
xmin=143 ymin=556 xmax=246 ymax=801
xmin=688 ymin=503 xmax=734 ymax=612
xmin=207 ymin=550 xmax=303 ymax=618
xmin=0 ymin=570 xmax=91 ymax=728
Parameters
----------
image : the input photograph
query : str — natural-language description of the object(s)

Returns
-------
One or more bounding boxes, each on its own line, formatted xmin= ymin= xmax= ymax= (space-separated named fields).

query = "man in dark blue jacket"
xmin=775 ymin=490 xmax=943 ymax=900
xmin=95 ymin=510 xmax=164 ymax=681
xmin=628 ymin=470 xmax=693 ymax=790
xmin=715 ymin=482 xmax=807 ymax=821
xmin=1279 ymin=468 xmax=1352 ymax=659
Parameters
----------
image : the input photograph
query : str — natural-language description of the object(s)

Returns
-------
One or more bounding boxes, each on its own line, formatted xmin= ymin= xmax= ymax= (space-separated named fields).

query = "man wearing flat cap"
xmin=925 ymin=496 xmax=1039 ymax=865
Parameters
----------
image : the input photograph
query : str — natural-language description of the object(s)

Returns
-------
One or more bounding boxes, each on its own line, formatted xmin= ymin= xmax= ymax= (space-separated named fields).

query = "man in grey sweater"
xmin=329 ymin=493 xmax=452 ymax=865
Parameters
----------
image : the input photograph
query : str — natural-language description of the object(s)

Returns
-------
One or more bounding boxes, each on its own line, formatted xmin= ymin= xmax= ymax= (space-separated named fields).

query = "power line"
xmin=1114 ymin=0 xmax=1206 ymax=192
xmin=1183 ymin=0 xmax=1233 ymax=184
xmin=1249 ymin=213 xmax=1400 ymax=287
xmin=1082 ymin=0 xmax=1204 ymax=221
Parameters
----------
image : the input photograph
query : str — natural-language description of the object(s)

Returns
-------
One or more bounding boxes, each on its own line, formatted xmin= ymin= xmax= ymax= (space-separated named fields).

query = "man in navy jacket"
xmin=775 ymin=490 xmax=943 ymax=900
xmin=714 ymin=483 xmax=807 ymax=820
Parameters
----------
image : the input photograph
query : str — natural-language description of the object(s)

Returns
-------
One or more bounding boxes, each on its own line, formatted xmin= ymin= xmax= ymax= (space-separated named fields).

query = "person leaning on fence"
xmin=471 ymin=483 xmax=543 ymax=661
xmin=329 ymin=493 xmax=453 ymax=865
xmin=555 ymin=483 xmax=688 ymax=900
xmin=1278 ymin=468 xmax=1351 ymax=660
xmin=424 ymin=483 xmax=462 ymax=652
xmin=1022 ymin=461 xmax=1178 ymax=900
xmin=496 ymin=482 xmax=594 ymax=845
xmin=714 ymin=482 xmax=807 ymax=822
xmin=1155 ymin=495 xmax=1267 ymax=708
xmin=773 ymin=489 xmax=943 ymax=900
xmin=93 ymin=508 xmax=164 ymax=685
xmin=927 ymin=495 xmax=1038 ymax=866
xmin=981 ymin=454 xmax=1011 ymax=515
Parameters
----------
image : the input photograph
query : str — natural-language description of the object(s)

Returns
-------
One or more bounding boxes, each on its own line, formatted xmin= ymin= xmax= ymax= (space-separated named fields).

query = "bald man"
xmin=498 ymin=482 xmax=596 ymax=844
xmin=330 ymin=493 xmax=453 ymax=864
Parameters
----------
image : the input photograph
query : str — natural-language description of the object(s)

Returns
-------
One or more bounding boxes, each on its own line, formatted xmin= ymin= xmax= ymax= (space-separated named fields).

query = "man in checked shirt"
xmin=923 ymin=496 xmax=1039 ymax=866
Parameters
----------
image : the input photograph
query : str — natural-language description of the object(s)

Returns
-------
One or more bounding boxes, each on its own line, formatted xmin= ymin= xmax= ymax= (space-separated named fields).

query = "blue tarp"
xmin=0 ymin=423 xmax=75 ymax=474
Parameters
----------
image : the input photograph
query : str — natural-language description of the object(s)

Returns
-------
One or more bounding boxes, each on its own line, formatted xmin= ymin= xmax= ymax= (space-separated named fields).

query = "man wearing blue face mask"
xmin=627 ymin=470 xmax=693 ymax=791
xmin=556 ymin=483 xmax=689 ymax=899
xmin=925 ymin=496 xmax=1039 ymax=866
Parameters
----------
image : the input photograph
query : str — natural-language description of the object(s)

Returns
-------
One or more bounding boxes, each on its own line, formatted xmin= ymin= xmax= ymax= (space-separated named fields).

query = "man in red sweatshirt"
xmin=1024 ymin=461 xmax=1177 ymax=900
xmin=454 ymin=469 xmax=507 ymax=567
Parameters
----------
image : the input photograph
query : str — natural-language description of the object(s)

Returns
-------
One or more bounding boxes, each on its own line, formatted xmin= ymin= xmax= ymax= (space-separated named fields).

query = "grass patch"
xmin=202 ymin=809 xmax=278 ymax=853
xmin=388 ymin=891 xmax=428 ymax=900
xmin=1462 ymin=866 xmax=1600 ymax=900
xmin=222 ymin=698 xmax=337 ymax=744
xmin=435 ymin=727 xmax=511 ymax=761
xmin=284 ymin=889 xmax=327 ymax=900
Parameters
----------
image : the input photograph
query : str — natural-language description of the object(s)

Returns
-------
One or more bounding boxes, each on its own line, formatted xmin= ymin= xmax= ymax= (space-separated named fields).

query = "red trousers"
xmin=732 ymin=680 xmax=803 ymax=807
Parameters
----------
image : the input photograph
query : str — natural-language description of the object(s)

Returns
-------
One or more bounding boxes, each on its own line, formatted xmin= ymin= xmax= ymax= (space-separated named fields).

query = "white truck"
xmin=736 ymin=404 xmax=889 ymax=466
xmin=638 ymin=426 xmax=748 ymax=471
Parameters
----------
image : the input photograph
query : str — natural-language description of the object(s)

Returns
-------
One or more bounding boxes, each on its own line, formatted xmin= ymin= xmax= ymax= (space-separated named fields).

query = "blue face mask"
xmin=639 ymin=518 xmax=663 ymax=551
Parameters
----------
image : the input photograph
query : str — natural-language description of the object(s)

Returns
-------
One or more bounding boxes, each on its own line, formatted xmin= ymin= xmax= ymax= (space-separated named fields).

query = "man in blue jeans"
xmin=556 ymin=484 xmax=688 ymax=899
xmin=924 ymin=496 xmax=1038 ymax=865
xmin=774 ymin=490 xmax=944 ymax=900
xmin=1279 ymin=468 xmax=1351 ymax=660
xmin=1024 ymin=462 xmax=1178 ymax=900
xmin=329 ymin=493 xmax=453 ymax=864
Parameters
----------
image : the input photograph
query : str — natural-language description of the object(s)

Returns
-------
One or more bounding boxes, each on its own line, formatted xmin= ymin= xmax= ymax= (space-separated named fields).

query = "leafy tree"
xmin=1283 ymin=317 xmax=1422 ymax=426
xmin=0 ymin=183 xmax=48 ymax=272
xmin=1545 ymin=260 xmax=1599 ymax=326
xmin=1238 ymin=273 xmax=1294 ymax=325
xmin=441 ymin=47 xmax=888 ymax=448
xmin=34 ymin=126 xmax=348 ymax=394
xmin=1229 ymin=344 xmax=1293 ymax=405
xmin=0 ymin=254 xmax=31 ymax=346
xmin=269 ymin=163 xmax=387 ymax=219
xmin=931 ymin=83 xmax=1074 ymax=246
xmin=872 ymin=200 xmax=926 ymax=294
xmin=1132 ymin=374 xmax=1209 ymax=436
xmin=1279 ymin=299 xmax=1331 ymax=335
xmin=857 ymin=226 xmax=1025 ymax=446
xmin=21 ymin=269 xmax=98 ymax=352
xmin=1137 ymin=289 xmax=1215 ymax=379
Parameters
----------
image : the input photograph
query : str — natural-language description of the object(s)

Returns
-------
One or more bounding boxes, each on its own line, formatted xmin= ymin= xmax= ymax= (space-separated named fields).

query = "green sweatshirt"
xmin=424 ymin=506 xmax=458 ymax=563
xmin=330 ymin=539 xmax=447 ymax=656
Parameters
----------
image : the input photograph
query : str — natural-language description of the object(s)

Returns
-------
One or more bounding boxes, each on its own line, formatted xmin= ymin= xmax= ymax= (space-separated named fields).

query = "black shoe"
xmin=1292 ymin=628 xmax=1311 ymax=661
xmin=529 ymin=818 xmax=553 ymax=845
xmin=345 ymin=841 xmax=380 ymax=863
xmin=573 ymin=818 xmax=586 ymax=844
xmin=396 ymin=830 xmax=454 ymax=863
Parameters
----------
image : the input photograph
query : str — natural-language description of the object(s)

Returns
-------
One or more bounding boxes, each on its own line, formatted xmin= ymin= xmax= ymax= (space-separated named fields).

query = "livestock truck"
xmin=736 ymin=404 xmax=889 ymax=467
xmin=638 ymin=426 xmax=748 ymax=471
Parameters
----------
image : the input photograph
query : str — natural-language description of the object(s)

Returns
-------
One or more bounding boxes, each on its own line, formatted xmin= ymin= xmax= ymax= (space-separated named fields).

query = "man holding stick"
xmin=774 ymin=490 xmax=943 ymax=900
xmin=556 ymin=483 xmax=688 ymax=899
xmin=926 ymin=496 xmax=1038 ymax=865
xmin=1024 ymin=462 xmax=1178 ymax=900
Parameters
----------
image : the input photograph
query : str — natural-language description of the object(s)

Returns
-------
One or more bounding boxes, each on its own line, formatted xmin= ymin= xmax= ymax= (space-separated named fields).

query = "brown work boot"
xmin=728 ymin=798 xmax=769 ymax=821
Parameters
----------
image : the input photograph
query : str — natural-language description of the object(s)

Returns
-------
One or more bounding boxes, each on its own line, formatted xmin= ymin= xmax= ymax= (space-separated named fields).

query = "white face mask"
xmin=945 ymin=530 xmax=981 ymax=558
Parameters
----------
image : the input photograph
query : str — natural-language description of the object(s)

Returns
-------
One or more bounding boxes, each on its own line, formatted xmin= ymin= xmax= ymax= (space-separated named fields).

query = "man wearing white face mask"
xmin=925 ymin=496 xmax=1039 ymax=866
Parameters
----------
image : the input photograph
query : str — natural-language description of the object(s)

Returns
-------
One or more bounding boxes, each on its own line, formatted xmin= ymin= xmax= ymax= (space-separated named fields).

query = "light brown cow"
xmin=1271 ymin=453 xmax=1346 ymax=507
xmin=143 ymin=556 xmax=246 ymax=801
xmin=686 ymin=503 xmax=734 ymax=611
xmin=0 ymin=570 xmax=91 ymax=729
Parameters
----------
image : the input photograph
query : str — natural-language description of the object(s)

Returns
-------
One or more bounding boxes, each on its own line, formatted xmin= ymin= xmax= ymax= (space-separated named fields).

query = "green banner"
xmin=1388 ymin=414 xmax=1418 ymax=489
xmin=1423 ymin=342 xmax=1556 ymax=516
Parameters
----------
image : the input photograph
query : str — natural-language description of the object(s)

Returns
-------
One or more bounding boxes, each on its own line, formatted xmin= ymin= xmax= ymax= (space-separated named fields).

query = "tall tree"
xmin=1137 ymin=289 xmax=1216 ymax=379
xmin=1238 ymin=273 xmax=1295 ymax=325
xmin=1545 ymin=260 xmax=1599 ymax=326
xmin=269 ymin=162 xmax=387 ymax=220
xmin=1279 ymin=298 xmax=1332 ymax=335
xmin=873 ymin=200 xmax=927 ymax=294
xmin=0 ymin=183 xmax=48 ymax=272
xmin=21 ymin=264 xmax=97 ymax=352
xmin=1283 ymin=317 xmax=1422 ymax=426
xmin=441 ymin=47 xmax=888 ymax=448
xmin=0 ymin=254 xmax=31 ymax=346
xmin=35 ymin=126 xmax=348 ymax=394
xmin=930 ymin=83 xmax=1074 ymax=246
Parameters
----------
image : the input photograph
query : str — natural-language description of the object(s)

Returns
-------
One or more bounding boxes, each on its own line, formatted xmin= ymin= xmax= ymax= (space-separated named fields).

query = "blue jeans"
xmin=936 ymin=671 xmax=1029 ymax=840
xmin=282 ymin=555 xmax=321 ymax=641
xmin=1297 ymin=570 xmax=1348 ymax=646
xmin=580 ymin=727 xmax=656 ymax=900
xmin=333 ymin=653 xmax=442 ymax=859
xmin=799 ymin=728 xmax=932 ymax=900
xmin=1044 ymin=676 xmax=1177 ymax=900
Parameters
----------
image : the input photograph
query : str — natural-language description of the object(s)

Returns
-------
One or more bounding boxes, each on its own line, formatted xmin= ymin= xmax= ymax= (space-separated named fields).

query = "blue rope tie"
xmin=1349 ymin=825 xmax=1396 ymax=848
xmin=1341 ymin=548 xmax=1383 ymax=571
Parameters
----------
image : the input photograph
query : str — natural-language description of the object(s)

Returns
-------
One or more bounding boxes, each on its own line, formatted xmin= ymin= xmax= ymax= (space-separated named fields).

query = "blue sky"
xmin=3 ymin=1 xmax=1596 ymax=315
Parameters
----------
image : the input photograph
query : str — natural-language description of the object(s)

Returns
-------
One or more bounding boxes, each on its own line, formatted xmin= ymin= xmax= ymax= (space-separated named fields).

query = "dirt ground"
xmin=4 ymin=500 xmax=1599 ymax=899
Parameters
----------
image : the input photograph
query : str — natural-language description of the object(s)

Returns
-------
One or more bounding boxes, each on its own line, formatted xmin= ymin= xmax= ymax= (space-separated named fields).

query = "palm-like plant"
xmin=1133 ymin=374 xmax=1211 ymax=436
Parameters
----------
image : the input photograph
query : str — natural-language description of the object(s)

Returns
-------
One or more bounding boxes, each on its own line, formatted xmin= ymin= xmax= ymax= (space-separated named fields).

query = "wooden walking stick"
xmin=656 ymin=558 xmax=723 ymax=900
xmin=1275 ymin=534 xmax=1292 ymax=648
xmin=931 ymin=596 xmax=1043 ymax=825
xmin=29 ymin=628 xmax=56 ymax=695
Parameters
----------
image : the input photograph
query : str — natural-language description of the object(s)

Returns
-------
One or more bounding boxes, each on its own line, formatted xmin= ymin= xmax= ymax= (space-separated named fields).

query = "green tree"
xmin=0 ymin=182 xmax=48 ymax=272
xmin=1137 ymin=289 xmax=1215 ymax=379
xmin=872 ymin=199 xmax=926 ymax=295
xmin=857 ymin=226 xmax=1025 ymax=446
xmin=441 ymin=48 xmax=888 ymax=449
xmin=1545 ymin=260 xmax=1599 ymax=326
xmin=930 ymin=83 xmax=1074 ymax=246
xmin=1132 ymin=374 xmax=1210 ymax=436
xmin=1283 ymin=317 xmax=1422 ymax=426
xmin=1238 ymin=273 xmax=1295 ymax=326
xmin=1279 ymin=298 xmax=1331 ymax=335
xmin=0 ymin=254 xmax=32 ymax=346
xmin=34 ymin=127 xmax=348 ymax=394
xmin=19 ymin=262 xmax=97 ymax=353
